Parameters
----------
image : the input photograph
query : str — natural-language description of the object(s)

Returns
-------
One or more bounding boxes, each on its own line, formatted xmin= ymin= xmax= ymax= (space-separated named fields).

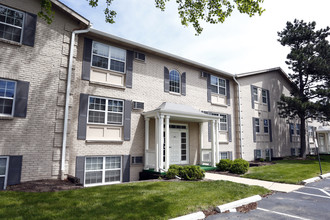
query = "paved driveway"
xmin=207 ymin=178 xmax=330 ymax=220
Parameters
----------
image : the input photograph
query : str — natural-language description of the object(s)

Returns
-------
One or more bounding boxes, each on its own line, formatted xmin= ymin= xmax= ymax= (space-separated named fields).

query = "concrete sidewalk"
xmin=205 ymin=173 xmax=304 ymax=193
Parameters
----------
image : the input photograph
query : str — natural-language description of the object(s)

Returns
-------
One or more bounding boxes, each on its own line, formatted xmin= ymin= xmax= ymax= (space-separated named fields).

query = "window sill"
xmin=219 ymin=141 xmax=229 ymax=144
xmin=211 ymin=102 xmax=227 ymax=107
xmin=86 ymin=140 xmax=124 ymax=143
xmin=0 ymin=38 xmax=22 ymax=46
xmin=134 ymin=58 xmax=146 ymax=63
xmin=168 ymin=91 xmax=181 ymax=96
xmin=89 ymin=80 xmax=126 ymax=89
xmin=131 ymin=163 xmax=143 ymax=167
xmin=0 ymin=115 xmax=14 ymax=120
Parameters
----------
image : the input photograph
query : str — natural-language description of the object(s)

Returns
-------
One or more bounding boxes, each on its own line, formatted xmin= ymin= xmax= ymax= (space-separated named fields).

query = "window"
xmin=85 ymin=156 xmax=121 ymax=185
xmin=220 ymin=152 xmax=228 ymax=160
xmin=0 ymin=157 xmax=8 ymax=190
xmin=134 ymin=52 xmax=145 ymax=61
xmin=0 ymin=5 xmax=24 ymax=43
xmin=0 ymin=79 xmax=16 ymax=116
xmin=253 ymin=87 xmax=258 ymax=101
xmin=296 ymin=124 xmax=300 ymax=135
xmin=219 ymin=114 xmax=227 ymax=131
xmin=92 ymin=41 xmax=126 ymax=73
xmin=169 ymin=70 xmax=180 ymax=93
xmin=210 ymin=75 xmax=226 ymax=96
xmin=88 ymin=96 xmax=123 ymax=125
xmin=262 ymin=89 xmax=267 ymax=104
xmin=290 ymin=124 xmax=294 ymax=135
xmin=255 ymin=118 xmax=260 ymax=133
xmin=131 ymin=156 xmax=143 ymax=164
xmin=255 ymin=149 xmax=261 ymax=159
xmin=181 ymin=132 xmax=187 ymax=161
xmin=264 ymin=119 xmax=269 ymax=133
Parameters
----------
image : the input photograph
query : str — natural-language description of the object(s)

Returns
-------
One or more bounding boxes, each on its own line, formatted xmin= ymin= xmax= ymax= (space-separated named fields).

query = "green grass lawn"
xmin=243 ymin=155 xmax=330 ymax=184
xmin=0 ymin=180 xmax=268 ymax=220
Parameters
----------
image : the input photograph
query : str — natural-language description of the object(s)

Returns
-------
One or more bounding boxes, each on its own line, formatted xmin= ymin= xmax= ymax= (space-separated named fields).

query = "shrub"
xmin=259 ymin=158 xmax=265 ymax=162
xmin=165 ymin=165 xmax=205 ymax=180
xmin=230 ymin=159 xmax=249 ymax=174
xmin=216 ymin=159 xmax=233 ymax=171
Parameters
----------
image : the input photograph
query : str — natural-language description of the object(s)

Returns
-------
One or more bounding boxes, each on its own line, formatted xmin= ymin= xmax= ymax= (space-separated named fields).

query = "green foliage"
xmin=259 ymin=158 xmax=265 ymax=162
xmin=166 ymin=165 xmax=204 ymax=180
xmin=230 ymin=158 xmax=249 ymax=174
xmin=216 ymin=159 xmax=233 ymax=171
xmin=38 ymin=0 xmax=54 ymax=24
xmin=39 ymin=0 xmax=265 ymax=35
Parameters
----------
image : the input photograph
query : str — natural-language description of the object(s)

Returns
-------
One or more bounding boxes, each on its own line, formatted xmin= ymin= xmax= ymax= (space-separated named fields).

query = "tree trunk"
xmin=300 ymin=117 xmax=307 ymax=158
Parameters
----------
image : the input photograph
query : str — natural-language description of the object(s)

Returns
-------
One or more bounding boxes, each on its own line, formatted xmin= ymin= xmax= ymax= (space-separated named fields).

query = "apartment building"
xmin=1 ymin=0 xmax=324 ymax=189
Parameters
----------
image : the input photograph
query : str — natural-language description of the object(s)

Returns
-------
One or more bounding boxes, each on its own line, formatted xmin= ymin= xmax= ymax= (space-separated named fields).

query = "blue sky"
xmin=61 ymin=0 xmax=330 ymax=74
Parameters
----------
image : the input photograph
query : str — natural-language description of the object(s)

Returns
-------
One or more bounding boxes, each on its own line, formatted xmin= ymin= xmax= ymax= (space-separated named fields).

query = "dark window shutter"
xmin=181 ymin=72 xmax=186 ymax=96
xmin=122 ymin=155 xmax=130 ymax=182
xmin=228 ymin=151 xmax=233 ymax=160
xmin=124 ymin=100 xmax=132 ymax=141
xmin=289 ymin=123 xmax=293 ymax=142
xmin=270 ymin=149 xmax=273 ymax=159
xmin=77 ymin=94 xmax=89 ymax=140
xmin=82 ymin=38 xmax=93 ymax=80
xmin=22 ymin=12 xmax=37 ymax=47
xmin=0 ymin=177 xmax=4 ymax=190
xmin=251 ymin=85 xmax=255 ymax=109
xmin=252 ymin=117 xmax=256 ymax=142
xmin=208 ymin=121 xmax=211 ymax=142
xmin=75 ymin=156 xmax=85 ymax=185
xmin=227 ymin=114 xmax=232 ymax=142
xmin=226 ymin=79 xmax=230 ymax=106
xmin=266 ymin=90 xmax=270 ymax=112
xmin=164 ymin=67 xmax=169 ymax=92
xmin=207 ymin=74 xmax=211 ymax=102
xmin=269 ymin=119 xmax=272 ymax=142
xmin=126 ymin=50 xmax=134 ymax=88
xmin=14 ymin=80 xmax=30 ymax=118
xmin=7 ymin=156 xmax=22 ymax=186
xmin=254 ymin=150 xmax=257 ymax=160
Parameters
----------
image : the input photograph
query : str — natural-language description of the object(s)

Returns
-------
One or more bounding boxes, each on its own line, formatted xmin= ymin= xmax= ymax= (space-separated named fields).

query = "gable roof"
xmin=51 ymin=0 xmax=89 ymax=25
xmin=88 ymin=28 xmax=233 ymax=79
xmin=235 ymin=67 xmax=292 ymax=84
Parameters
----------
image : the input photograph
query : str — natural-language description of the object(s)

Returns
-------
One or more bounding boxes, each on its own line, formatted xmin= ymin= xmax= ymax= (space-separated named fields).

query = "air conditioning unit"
xmin=133 ymin=101 xmax=144 ymax=110
xmin=201 ymin=71 xmax=208 ymax=78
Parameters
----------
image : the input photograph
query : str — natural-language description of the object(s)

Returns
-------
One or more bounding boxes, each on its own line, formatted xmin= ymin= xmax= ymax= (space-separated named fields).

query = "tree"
xmin=277 ymin=19 xmax=330 ymax=158
xmin=39 ymin=0 xmax=265 ymax=35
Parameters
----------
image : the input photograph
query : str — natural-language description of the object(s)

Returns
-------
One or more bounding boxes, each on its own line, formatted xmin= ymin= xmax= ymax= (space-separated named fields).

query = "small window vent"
xmin=201 ymin=72 xmax=208 ymax=78
xmin=134 ymin=52 xmax=145 ymax=61
xmin=133 ymin=101 xmax=144 ymax=110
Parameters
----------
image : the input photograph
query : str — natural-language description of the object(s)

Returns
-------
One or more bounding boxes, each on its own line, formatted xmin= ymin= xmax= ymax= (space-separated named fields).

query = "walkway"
xmin=205 ymin=173 xmax=304 ymax=193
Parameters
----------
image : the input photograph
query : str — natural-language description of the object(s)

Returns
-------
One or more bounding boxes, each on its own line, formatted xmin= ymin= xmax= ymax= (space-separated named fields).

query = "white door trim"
xmin=168 ymin=123 xmax=189 ymax=165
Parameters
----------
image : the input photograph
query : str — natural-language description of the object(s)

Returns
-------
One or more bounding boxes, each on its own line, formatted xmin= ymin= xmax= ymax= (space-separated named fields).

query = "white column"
xmin=144 ymin=117 xmax=150 ymax=169
xmin=215 ymin=119 xmax=220 ymax=164
xmin=159 ymin=115 xmax=164 ymax=170
xmin=199 ymin=122 xmax=203 ymax=164
xmin=211 ymin=120 xmax=216 ymax=167
xmin=165 ymin=115 xmax=170 ymax=170
xmin=155 ymin=116 xmax=159 ymax=172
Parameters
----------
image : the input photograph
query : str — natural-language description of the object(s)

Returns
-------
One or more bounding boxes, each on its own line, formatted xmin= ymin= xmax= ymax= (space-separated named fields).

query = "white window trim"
xmin=0 ymin=4 xmax=25 ymax=44
xmin=0 ymin=156 xmax=9 ymax=190
xmin=219 ymin=114 xmax=228 ymax=131
xmin=87 ymin=96 xmax=124 ymax=126
xmin=255 ymin=118 xmax=260 ymax=133
xmin=263 ymin=119 xmax=269 ymax=134
xmin=0 ymin=79 xmax=16 ymax=117
xmin=91 ymin=41 xmax=126 ymax=74
xmin=262 ymin=89 xmax=268 ymax=104
xmin=84 ymin=156 xmax=122 ymax=187
xmin=211 ymin=75 xmax=226 ymax=96
xmin=219 ymin=152 xmax=228 ymax=160
xmin=255 ymin=149 xmax=262 ymax=159
xmin=253 ymin=87 xmax=258 ymax=102
xmin=169 ymin=69 xmax=181 ymax=94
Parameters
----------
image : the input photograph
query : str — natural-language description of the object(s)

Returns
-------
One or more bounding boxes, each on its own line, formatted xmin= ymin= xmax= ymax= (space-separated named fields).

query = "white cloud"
xmin=60 ymin=0 xmax=330 ymax=74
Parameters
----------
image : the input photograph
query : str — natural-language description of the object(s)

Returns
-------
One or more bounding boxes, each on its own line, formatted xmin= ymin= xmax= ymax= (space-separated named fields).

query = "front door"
xmin=168 ymin=125 xmax=188 ymax=165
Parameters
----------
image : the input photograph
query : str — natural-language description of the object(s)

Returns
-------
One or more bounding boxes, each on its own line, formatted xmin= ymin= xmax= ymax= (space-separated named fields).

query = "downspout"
xmin=233 ymin=75 xmax=243 ymax=159
xmin=61 ymin=24 xmax=91 ymax=180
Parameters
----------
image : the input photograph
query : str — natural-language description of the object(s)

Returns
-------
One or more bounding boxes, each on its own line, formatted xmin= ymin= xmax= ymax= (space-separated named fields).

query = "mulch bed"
xmin=6 ymin=179 xmax=83 ymax=192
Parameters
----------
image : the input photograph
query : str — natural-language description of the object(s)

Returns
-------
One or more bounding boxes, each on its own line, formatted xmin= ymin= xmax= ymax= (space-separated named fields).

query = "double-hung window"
xmin=262 ymin=89 xmax=267 ymax=104
xmin=169 ymin=70 xmax=180 ymax=93
xmin=219 ymin=114 xmax=228 ymax=131
xmin=264 ymin=119 xmax=269 ymax=133
xmin=296 ymin=124 xmax=300 ymax=135
xmin=92 ymin=41 xmax=126 ymax=73
xmin=85 ymin=156 xmax=121 ymax=185
xmin=0 ymin=79 xmax=16 ymax=116
xmin=0 ymin=5 xmax=24 ymax=43
xmin=290 ymin=124 xmax=294 ymax=135
xmin=220 ymin=152 xmax=228 ymax=160
xmin=253 ymin=87 xmax=258 ymax=101
xmin=0 ymin=156 xmax=8 ymax=190
xmin=88 ymin=96 xmax=123 ymax=125
xmin=255 ymin=118 xmax=260 ymax=133
xmin=210 ymin=75 xmax=226 ymax=95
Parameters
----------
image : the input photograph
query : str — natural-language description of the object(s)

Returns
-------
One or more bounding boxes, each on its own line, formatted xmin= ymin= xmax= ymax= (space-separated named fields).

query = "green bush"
xmin=259 ymin=158 xmax=265 ymax=162
xmin=216 ymin=159 xmax=233 ymax=171
xmin=165 ymin=165 xmax=205 ymax=180
xmin=230 ymin=159 xmax=249 ymax=174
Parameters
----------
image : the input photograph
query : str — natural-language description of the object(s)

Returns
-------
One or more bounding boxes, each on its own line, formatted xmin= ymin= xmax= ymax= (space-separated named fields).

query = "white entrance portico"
xmin=142 ymin=102 xmax=220 ymax=172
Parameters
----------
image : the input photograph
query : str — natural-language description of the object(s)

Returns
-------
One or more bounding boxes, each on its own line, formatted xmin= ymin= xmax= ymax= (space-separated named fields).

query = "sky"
xmin=60 ymin=0 xmax=330 ymax=74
